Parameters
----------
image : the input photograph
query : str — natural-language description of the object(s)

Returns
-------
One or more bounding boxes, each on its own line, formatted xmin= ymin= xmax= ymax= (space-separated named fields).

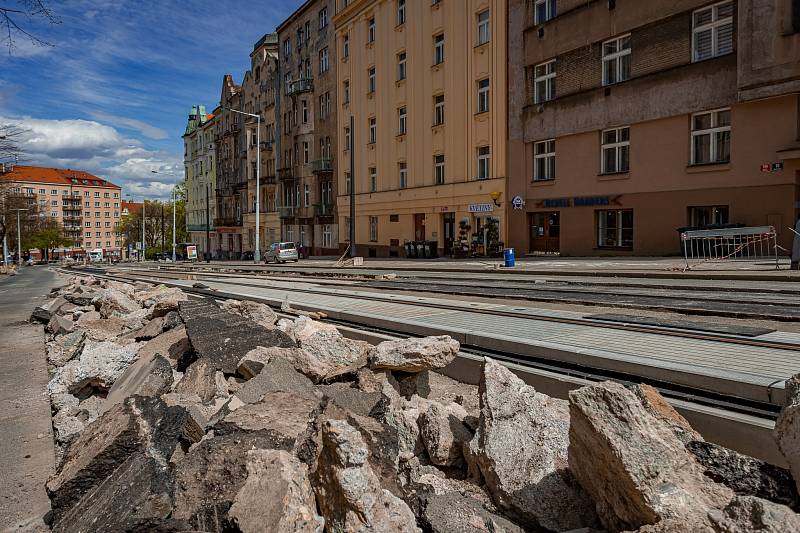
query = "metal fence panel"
xmin=680 ymin=226 xmax=779 ymax=270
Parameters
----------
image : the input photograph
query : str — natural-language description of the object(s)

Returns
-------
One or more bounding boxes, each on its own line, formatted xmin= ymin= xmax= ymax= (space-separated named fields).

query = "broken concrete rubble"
xmin=47 ymin=330 xmax=86 ymax=367
xmin=370 ymin=335 xmax=459 ymax=373
xmin=418 ymin=400 xmax=472 ymax=467
xmin=420 ymin=492 xmax=524 ymax=533
xmin=775 ymin=373 xmax=800 ymax=495
xmin=92 ymin=287 xmax=141 ymax=318
xmin=47 ymin=340 xmax=141 ymax=396
xmin=220 ymin=298 xmax=278 ymax=329
xmin=236 ymin=355 xmax=320 ymax=404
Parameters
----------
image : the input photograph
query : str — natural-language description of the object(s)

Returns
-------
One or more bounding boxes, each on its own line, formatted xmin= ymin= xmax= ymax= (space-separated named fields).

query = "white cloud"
xmin=0 ymin=115 xmax=182 ymax=200
xmin=89 ymin=111 xmax=168 ymax=140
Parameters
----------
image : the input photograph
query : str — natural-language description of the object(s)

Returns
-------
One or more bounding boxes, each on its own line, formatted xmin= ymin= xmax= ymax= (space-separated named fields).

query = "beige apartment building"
xmin=183 ymin=105 xmax=219 ymax=258
xmin=242 ymin=33 xmax=281 ymax=253
xmin=507 ymin=0 xmax=800 ymax=256
xmin=0 ymin=164 xmax=123 ymax=257
xmin=333 ymin=0 xmax=508 ymax=257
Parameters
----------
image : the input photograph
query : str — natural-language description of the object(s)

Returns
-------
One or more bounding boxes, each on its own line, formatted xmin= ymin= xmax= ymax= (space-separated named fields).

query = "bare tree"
xmin=0 ymin=122 xmax=26 ymax=163
xmin=0 ymin=0 xmax=59 ymax=54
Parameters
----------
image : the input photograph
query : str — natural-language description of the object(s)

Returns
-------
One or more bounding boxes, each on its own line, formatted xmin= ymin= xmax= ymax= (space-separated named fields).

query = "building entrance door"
xmin=529 ymin=212 xmax=560 ymax=254
xmin=414 ymin=213 xmax=426 ymax=240
xmin=442 ymin=213 xmax=455 ymax=255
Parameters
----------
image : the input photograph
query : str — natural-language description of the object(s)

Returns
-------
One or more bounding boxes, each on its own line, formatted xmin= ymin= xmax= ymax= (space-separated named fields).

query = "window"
xmin=534 ymin=140 xmax=555 ymax=181
xmin=534 ymin=60 xmax=555 ymax=103
xmin=319 ymin=47 xmax=329 ymax=73
xmin=691 ymin=108 xmax=731 ymax=164
xmin=601 ymin=127 xmax=630 ymax=174
xmin=319 ymin=6 xmax=328 ymax=28
xmin=104 ymin=192 xmax=110 ymax=198
xmin=692 ymin=1 xmax=734 ymax=62
xmin=434 ymin=154 xmax=445 ymax=185
xmin=369 ymin=167 xmax=377 ymax=192
xmin=85 ymin=231 xmax=91 ymax=237
xmin=95 ymin=201 xmax=100 ymax=207
xmin=397 ymin=52 xmax=407 ymax=81
xmin=305 ymin=20 xmax=311 ymax=43
xmin=597 ymin=209 xmax=633 ymax=248
xmin=322 ymin=224 xmax=332 ymax=248
xmin=477 ymin=78 xmax=490 ymax=113
xmin=303 ymin=141 xmax=310 ymax=164
xmin=369 ymin=117 xmax=377 ymax=143
xmin=368 ymin=17 xmax=375 ymax=43
xmin=477 ymin=10 xmax=490 ymax=45
xmin=368 ymin=67 xmax=376 ymax=93
xmin=51 ymin=200 xmax=57 ymax=206
xmin=85 ymin=222 xmax=91 ymax=228
xmin=397 ymin=0 xmax=406 ymax=25
xmin=38 ymin=188 xmax=45 ymax=194
xmin=399 ymin=162 xmax=407 ymax=188
xmin=534 ymin=0 xmax=557 ymax=24
xmin=369 ymin=216 xmax=378 ymax=241
xmin=434 ymin=94 xmax=445 ymax=125
xmin=344 ymin=127 xmax=351 ymax=150
xmin=688 ymin=205 xmax=729 ymax=227
xmin=303 ymin=184 xmax=310 ymax=206
xmin=343 ymin=33 xmax=349 ymax=58
xmin=434 ymin=33 xmax=444 ymax=64
xmin=84 ymin=191 xmax=89 ymax=197
xmin=283 ymin=38 xmax=291 ymax=58
xmin=95 ymin=192 xmax=100 ymax=197
xmin=477 ymin=146 xmax=490 ymax=180
xmin=51 ymin=189 xmax=57 ymax=195
xmin=301 ymin=100 xmax=309 ymax=124
xmin=602 ymin=34 xmax=631 ymax=85
xmin=343 ymin=80 xmax=350 ymax=104
xmin=398 ymin=106 xmax=407 ymax=134
xmin=345 ymin=172 xmax=352 ymax=194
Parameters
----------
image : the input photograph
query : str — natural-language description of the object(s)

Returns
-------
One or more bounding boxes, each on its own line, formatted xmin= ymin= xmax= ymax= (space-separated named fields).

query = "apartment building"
xmin=277 ymin=0 xmax=340 ymax=256
xmin=242 ymin=34 xmax=282 ymax=254
xmin=214 ymin=75 xmax=247 ymax=259
xmin=0 ymin=165 xmax=123 ymax=256
xmin=333 ymin=0 xmax=507 ymax=257
xmin=507 ymin=0 xmax=800 ymax=256
xmin=182 ymin=105 xmax=218 ymax=258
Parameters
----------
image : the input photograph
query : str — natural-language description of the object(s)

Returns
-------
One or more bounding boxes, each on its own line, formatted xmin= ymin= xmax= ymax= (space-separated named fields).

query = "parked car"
xmin=264 ymin=242 xmax=299 ymax=263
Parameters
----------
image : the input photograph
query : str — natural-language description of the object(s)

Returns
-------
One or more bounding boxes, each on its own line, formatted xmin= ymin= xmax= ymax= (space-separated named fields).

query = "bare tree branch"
xmin=0 ymin=122 xmax=27 ymax=163
xmin=0 ymin=1 xmax=60 ymax=55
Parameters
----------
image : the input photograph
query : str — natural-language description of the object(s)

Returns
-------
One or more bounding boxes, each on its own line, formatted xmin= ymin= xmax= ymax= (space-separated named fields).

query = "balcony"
xmin=278 ymin=206 xmax=295 ymax=218
xmin=277 ymin=167 xmax=294 ymax=180
xmin=214 ymin=217 xmax=242 ymax=227
xmin=311 ymin=158 xmax=333 ymax=174
xmin=62 ymin=215 xmax=82 ymax=223
xmin=315 ymin=203 xmax=334 ymax=217
xmin=287 ymin=78 xmax=313 ymax=96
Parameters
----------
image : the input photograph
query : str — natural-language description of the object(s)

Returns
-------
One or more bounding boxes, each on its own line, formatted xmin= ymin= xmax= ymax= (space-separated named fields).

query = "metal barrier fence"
xmin=681 ymin=226 xmax=779 ymax=270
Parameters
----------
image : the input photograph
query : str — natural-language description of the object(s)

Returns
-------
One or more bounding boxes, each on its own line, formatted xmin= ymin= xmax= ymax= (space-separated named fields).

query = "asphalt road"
xmin=0 ymin=267 xmax=60 ymax=531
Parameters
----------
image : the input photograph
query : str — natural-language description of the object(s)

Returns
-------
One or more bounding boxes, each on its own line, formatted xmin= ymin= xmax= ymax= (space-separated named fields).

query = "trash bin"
xmin=503 ymin=248 xmax=516 ymax=268
xmin=426 ymin=240 xmax=439 ymax=259
xmin=416 ymin=241 xmax=426 ymax=258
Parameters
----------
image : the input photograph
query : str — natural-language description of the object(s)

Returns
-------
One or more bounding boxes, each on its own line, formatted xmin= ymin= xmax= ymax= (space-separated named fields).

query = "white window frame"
xmin=301 ymin=99 xmax=309 ymax=124
xmin=344 ymin=127 xmax=351 ymax=150
xmin=303 ymin=141 xmax=310 ymax=164
xmin=434 ymin=94 xmax=445 ymax=125
xmin=533 ymin=139 xmax=555 ymax=181
xmin=319 ymin=6 xmax=328 ymax=29
xmin=369 ymin=216 xmax=378 ymax=242
xmin=399 ymin=161 xmax=407 ymax=188
xmin=303 ymin=183 xmax=310 ymax=206
xmin=368 ymin=67 xmax=376 ymax=93
xmin=343 ymin=33 xmax=349 ymax=58
xmin=397 ymin=0 xmax=406 ymax=25
xmin=477 ymin=10 xmax=490 ymax=45
xmin=534 ymin=0 xmax=557 ymax=24
xmin=692 ymin=1 xmax=734 ymax=62
xmin=397 ymin=51 xmax=407 ymax=81
xmin=343 ymin=79 xmax=350 ymax=104
xmin=534 ymin=60 xmax=555 ymax=104
xmin=602 ymin=34 xmax=631 ymax=86
xmin=691 ymin=108 xmax=731 ymax=165
xmin=477 ymin=78 xmax=490 ymax=113
xmin=434 ymin=154 xmax=445 ymax=185
xmin=477 ymin=146 xmax=490 ymax=180
xmin=398 ymin=106 xmax=407 ymax=135
xmin=600 ymin=127 xmax=630 ymax=174
xmin=434 ymin=33 xmax=444 ymax=64
xmin=369 ymin=167 xmax=377 ymax=192
xmin=319 ymin=47 xmax=329 ymax=73
xmin=322 ymin=224 xmax=332 ymax=248
xmin=369 ymin=117 xmax=377 ymax=143
xmin=368 ymin=17 xmax=375 ymax=43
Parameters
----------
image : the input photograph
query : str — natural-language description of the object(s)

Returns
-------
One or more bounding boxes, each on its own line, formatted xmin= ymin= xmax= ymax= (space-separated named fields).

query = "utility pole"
xmin=205 ymin=183 xmax=210 ymax=263
xmin=12 ymin=208 xmax=28 ymax=266
xmin=172 ymin=187 xmax=177 ymax=262
xmin=161 ymin=202 xmax=165 ymax=253
xmin=141 ymin=199 xmax=145 ymax=262
xmin=3 ymin=215 xmax=8 ymax=268
xmin=349 ymin=115 xmax=356 ymax=258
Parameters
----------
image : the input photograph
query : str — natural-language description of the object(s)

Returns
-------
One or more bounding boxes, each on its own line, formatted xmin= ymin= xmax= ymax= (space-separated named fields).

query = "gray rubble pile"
xmin=30 ymin=273 xmax=800 ymax=532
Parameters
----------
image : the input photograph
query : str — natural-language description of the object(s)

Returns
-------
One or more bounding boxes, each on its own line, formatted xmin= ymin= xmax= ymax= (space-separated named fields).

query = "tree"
xmin=1 ymin=0 xmax=59 ymax=55
xmin=0 ymin=123 xmax=26 ymax=163
xmin=0 ymin=180 xmax=40 ymax=256
xmin=116 ymin=194 xmax=188 ymax=259
xmin=27 ymin=223 xmax=70 ymax=261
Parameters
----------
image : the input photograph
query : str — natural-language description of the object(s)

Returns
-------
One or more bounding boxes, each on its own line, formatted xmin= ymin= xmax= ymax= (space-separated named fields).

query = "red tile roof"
xmin=0 ymin=165 xmax=121 ymax=189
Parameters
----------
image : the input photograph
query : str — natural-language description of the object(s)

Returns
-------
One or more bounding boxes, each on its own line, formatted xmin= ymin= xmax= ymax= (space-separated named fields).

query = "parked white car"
xmin=264 ymin=242 xmax=299 ymax=263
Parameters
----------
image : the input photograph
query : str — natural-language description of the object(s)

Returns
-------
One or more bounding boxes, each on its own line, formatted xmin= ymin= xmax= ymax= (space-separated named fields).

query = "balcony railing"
xmin=315 ymin=203 xmax=334 ymax=217
xmin=278 ymin=206 xmax=295 ymax=218
xmin=287 ymin=78 xmax=313 ymax=96
xmin=311 ymin=158 xmax=333 ymax=173
xmin=214 ymin=217 xmax=242 ymax=227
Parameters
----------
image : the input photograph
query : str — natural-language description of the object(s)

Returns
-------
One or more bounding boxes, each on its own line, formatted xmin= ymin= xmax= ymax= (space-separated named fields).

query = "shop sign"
xmin=468 ymin=203 xmax=494 ymax=213
xmin=511 ymin=195 xmax=525 ymax=210
xmin=536 ymin=195 xmax=622 ymax=209
xmin=761 ymin=162 xmax=784 ymax=172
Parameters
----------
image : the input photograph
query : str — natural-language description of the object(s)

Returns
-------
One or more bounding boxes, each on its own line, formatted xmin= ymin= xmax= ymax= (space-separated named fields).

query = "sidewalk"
xmin=0 ymin=267 xmax=60 ymax=531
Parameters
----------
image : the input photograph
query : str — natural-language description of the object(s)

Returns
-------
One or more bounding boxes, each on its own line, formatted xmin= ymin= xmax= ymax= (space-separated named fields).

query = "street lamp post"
xmin=172 ymin=187 xmax=177 ymax=262
xmin=12 ymin=208 xmax=28 ymax=266
xmin=224 ymin=107 xmax=261 ymax=263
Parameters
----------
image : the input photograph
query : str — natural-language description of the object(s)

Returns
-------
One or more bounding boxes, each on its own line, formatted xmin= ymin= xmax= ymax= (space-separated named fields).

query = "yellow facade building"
xmin=333 ymin=0 xmax=507 ymax=257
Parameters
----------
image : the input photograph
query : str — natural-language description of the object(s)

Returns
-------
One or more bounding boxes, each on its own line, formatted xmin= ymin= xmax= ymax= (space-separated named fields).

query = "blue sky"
xmin=0 ymin=0 xmax=299 ymax=199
